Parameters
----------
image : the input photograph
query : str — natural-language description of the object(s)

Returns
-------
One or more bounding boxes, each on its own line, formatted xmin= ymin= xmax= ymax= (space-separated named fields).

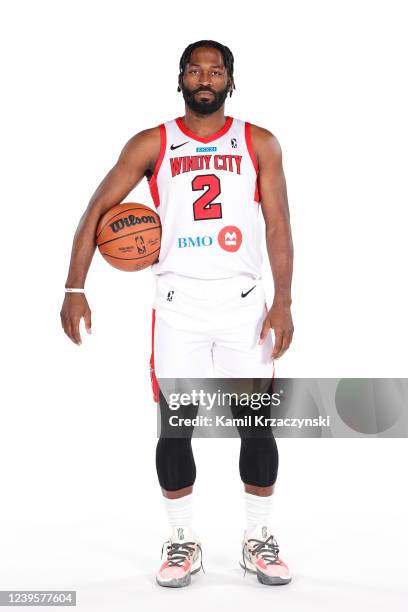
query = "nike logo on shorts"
xmin=241 ymin=286 xmax=256 ymax=298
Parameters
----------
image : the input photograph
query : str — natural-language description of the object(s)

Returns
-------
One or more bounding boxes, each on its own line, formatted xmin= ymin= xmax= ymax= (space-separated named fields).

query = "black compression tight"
xmin=156 ymin=437 xmax=197 ymax=491
xmin=155 ymin=388 xmax=279 ymax=492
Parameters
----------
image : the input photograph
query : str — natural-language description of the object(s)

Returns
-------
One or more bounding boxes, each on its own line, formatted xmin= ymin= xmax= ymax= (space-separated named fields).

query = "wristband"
xmin=65 ymin=288 xmax=85 ymax=293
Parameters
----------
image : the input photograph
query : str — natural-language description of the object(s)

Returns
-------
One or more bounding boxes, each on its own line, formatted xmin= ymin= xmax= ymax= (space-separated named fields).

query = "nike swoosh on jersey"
xmin=170 ymin=141 xmax=189 ymax=150
xmin=241 ymin=286 xmax=256 ymax=298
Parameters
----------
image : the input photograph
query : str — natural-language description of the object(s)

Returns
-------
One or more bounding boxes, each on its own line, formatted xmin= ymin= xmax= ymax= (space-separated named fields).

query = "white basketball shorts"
xmin=149 ymin=273 xmax=275 ymax=401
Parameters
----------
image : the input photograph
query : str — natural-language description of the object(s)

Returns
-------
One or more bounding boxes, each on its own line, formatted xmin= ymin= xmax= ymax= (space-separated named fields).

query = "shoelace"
xmin=161 ymin=541 xmax=205 ymax=573
xmin=242 ymin=535 xmax=280 ymax=575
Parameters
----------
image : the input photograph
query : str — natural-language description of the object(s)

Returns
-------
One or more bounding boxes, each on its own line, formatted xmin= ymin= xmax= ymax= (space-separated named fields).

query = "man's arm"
xmin=60 ymin=127 xmax=161 ymax=345
xmin=251 ymin=125 xmax=294 ymax=359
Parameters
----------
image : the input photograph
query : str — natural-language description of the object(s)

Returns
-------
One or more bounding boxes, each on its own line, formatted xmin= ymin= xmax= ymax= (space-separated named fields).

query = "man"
xmin=61 ymin=39 xmax=294 ymax=588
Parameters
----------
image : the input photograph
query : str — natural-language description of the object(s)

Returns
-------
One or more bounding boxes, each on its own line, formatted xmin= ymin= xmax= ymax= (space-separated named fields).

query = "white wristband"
xmin=65 ymin=288 xmax=85 ymax=293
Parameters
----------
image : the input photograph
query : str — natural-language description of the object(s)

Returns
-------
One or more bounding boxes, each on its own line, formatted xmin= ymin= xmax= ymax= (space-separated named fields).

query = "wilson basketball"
xmin=96 ymin=203 xmax=161 ymax=271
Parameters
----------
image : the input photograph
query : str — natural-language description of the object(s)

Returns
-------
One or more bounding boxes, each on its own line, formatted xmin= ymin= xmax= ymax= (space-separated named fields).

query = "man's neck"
xmin=181 ymin=108 xmax=228 ymax=137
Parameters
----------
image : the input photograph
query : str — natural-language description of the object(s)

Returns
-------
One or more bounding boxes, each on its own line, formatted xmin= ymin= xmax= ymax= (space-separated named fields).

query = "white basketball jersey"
xmin=147 ymin=116 xmax=262 ymax=280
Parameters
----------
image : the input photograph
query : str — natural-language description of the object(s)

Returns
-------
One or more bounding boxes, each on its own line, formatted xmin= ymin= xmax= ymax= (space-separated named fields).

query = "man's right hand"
xmin=60 ymin=293 xmax=92 ymax=345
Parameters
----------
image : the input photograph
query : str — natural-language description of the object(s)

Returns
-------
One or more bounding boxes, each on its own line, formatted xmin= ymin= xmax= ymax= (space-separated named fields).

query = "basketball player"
xmin=60 ymin=40 xmax=294 ymax=587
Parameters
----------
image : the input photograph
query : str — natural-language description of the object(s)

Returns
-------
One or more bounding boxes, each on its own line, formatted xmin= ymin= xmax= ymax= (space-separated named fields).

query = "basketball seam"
xmin=97 ymin=225 xmax=162 ymax=248
xmin=99 ymin=246 xmax=161 ymax=260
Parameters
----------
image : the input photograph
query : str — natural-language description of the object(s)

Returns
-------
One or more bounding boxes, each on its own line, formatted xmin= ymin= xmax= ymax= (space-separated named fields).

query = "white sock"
xmin=163 ymin=493 xmax=193 ymax=530
xmin=244 ymin=492 xmax=273 ymax=532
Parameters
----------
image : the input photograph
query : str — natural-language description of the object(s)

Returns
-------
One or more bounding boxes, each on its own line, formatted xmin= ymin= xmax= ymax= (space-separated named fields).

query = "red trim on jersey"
xmin=245 ymin=121 xmax=260 ymax=203
xmin=150 ymin=308 xmax=160 ymax=403
xmin=148 ymin=124 xmax=167 ymax=208
xmin=175 ymin=115 xmax=233 ymax=143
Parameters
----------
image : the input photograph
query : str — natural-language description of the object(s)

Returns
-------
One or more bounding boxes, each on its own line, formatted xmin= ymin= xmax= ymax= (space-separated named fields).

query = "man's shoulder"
xmin=243 ymin=121 xmax=281 ymax=159
xmin=124 ymin=125 xmax=162 ymax=153
xmin=244 ymin=121 xmax=276 ymax=142
xmin=132 ymin=124 xmax=162 ymax=141
xmin=118 ymin=125 xmax=162 ymax=172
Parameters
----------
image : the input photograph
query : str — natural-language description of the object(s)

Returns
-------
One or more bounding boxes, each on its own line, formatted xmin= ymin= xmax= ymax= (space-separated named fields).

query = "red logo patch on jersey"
xmin=218 ymin=225 xmax=242 ymax=252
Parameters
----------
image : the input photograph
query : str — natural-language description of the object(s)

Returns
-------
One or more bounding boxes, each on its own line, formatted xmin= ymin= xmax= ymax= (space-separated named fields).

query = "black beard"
xmin=180 ymin=83 xmax=229 ymax=115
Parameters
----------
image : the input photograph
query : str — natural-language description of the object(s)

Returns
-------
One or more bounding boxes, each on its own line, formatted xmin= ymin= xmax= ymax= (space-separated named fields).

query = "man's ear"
xmin=177 ymin=74 xmax=182 ymax=92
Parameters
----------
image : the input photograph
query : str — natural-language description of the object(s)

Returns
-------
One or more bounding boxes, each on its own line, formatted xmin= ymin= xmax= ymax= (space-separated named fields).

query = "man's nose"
xmin=199 ymin=71 xmax=212 ymax=85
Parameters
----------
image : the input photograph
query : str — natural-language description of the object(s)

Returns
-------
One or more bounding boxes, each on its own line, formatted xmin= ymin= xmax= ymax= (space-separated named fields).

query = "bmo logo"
xmin=218 ymin=225 xmax=242 ymax=252
xmin=177 ymin=235 xmax=213 ymax=248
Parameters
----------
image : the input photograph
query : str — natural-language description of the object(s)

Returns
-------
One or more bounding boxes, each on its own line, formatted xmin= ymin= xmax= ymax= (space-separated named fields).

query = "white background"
xmin=1 ymin=0 xmax=407 ymax=610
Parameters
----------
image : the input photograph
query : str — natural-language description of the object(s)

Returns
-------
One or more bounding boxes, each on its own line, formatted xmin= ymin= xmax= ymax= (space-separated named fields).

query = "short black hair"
xmin=178 ymin=40 xmax=236 ymax=97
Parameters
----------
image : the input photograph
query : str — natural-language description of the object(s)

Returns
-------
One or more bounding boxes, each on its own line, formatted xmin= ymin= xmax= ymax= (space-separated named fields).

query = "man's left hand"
xmin=259 ymin=302 xmax=294 ymax=359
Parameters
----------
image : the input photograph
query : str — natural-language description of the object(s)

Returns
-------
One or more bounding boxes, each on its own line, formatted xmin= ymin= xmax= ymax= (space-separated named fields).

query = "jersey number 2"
xmin=192 ymin=174 xmax=222 ymax=221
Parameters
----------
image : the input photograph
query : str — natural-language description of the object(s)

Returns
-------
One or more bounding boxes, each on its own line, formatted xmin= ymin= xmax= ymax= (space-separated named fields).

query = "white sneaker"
xmin=156 ymin=526 xmax=203 ymax=588
xmin=240 ymin=524 xmax=292 ymax=585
